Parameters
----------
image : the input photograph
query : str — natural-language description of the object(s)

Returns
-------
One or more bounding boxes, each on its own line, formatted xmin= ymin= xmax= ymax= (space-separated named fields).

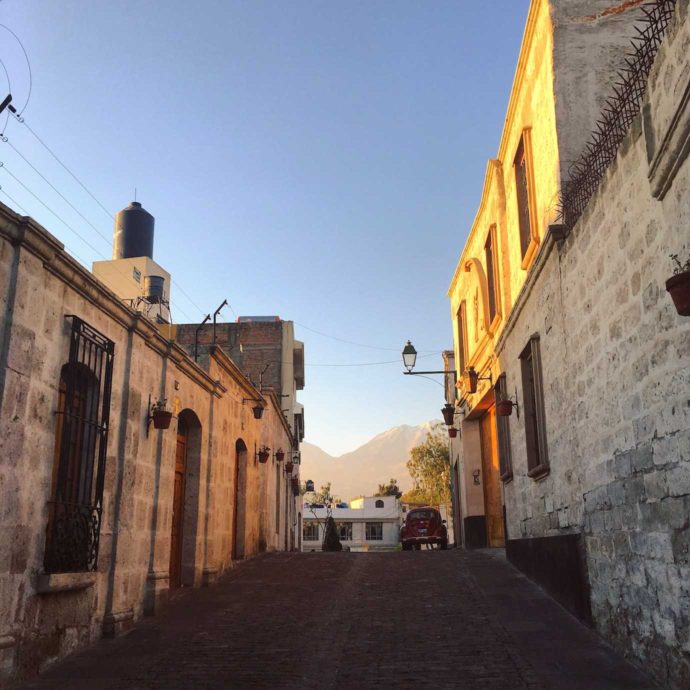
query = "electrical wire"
xmin=293 ymin=320 xmax=441 ymax=353
xmin=0 ymin=165 xmax=197 ymax=322
xmin=0 ymin=184 xmax=92 ymax=268
xmin=0 ymin=24 xmax=32 ymax=113
xmin=17 ymin=116 xmax=204 ymax=312
xmin=5 ymin=116 xmax=207 ymax=318
xmin=0 ymin=58 xmax=11 ymax=133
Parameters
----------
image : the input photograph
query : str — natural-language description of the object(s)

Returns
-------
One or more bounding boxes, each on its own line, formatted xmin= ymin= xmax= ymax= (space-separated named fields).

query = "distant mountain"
xmin=300 ymin=421 xmax=440 ymax=502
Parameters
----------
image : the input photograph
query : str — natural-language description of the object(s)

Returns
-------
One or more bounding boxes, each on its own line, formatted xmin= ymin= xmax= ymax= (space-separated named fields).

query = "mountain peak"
xmin=300 ymin=421 xmax=437 ymax=501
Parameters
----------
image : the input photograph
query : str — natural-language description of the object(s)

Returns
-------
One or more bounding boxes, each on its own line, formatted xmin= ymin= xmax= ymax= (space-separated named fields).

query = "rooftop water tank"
xmin=144 ymin=275 xmax=165 ymax=304
xmin=112 ymin=201 xmax=154 ymax=260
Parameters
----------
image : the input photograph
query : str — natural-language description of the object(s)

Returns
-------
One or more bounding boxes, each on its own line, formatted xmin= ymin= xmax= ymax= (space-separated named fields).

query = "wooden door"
xmin=479 ymin=407 xmax=505 ymax=547
xmin=232 ymin=449 xmax=240 ymax=560
xmin=169 ymin=432 xmax=187 ymax=588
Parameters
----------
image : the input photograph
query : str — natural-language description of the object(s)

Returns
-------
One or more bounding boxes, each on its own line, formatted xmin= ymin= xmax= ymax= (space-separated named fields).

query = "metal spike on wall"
xmin=556 ymin=0 xmax=678 ymax=233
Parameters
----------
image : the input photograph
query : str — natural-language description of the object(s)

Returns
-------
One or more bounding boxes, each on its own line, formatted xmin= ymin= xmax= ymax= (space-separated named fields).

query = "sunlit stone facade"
xmin=447 ymin=1 xmax=690 ymax=686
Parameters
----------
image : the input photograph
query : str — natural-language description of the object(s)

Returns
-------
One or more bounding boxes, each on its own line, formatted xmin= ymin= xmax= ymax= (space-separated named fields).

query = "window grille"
xmin=337 ymin=522 xmax=353 ymax=541
xmin=303 ymin=521 xmax=320 ymax=541
xmin=365 ymin=522 xmax=383 ymax=541
xmin=44 ymin=316 xmax=114 ymax=573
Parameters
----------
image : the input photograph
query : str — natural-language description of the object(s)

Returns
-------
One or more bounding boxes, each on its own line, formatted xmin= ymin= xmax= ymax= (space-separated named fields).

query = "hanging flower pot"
xmin=285 ymin=461 xmax=294 ymax=473
xmin=497 ymin=399 xmax=514 ymax=417
xmin=152 ymin=409 xmax=173 ymax=429
xmin=667 ymin=254 xmax=690 ymax=316
xmin=667 ymin=272 xmax=690 ymax=316
xmin=448 ymin=427 xmax=458 ymax=438
xmin=258 ymin=447 xmax=270 ymax=464
xmin=275 ymin=449 xmax=285 ymax=463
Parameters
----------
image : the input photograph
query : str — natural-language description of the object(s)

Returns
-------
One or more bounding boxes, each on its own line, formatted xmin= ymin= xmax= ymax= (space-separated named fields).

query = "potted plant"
xmin=275 ymin=448 xmax=285 ymax=463
xmin=667 ymin=253 xmax=690 ymax=316
xmin=257 ymin=446 xmax=270 ymax=464
xmin=285 ymin=460 xmax=294 ymax=473
xmin=496 ymin=399 xmax=514 ymax=417
xmin=448 ymin=427 xmax=458 ymax=438
xmin=151 ymin=399 xmax=173 ymax=429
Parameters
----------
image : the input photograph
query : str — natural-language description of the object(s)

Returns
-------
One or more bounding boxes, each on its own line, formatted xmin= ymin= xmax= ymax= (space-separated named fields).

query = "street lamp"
xmin=401 ymin=340 xmax=456 ymax=383
xmin=402 ymin=341 xmax=417 ymax=372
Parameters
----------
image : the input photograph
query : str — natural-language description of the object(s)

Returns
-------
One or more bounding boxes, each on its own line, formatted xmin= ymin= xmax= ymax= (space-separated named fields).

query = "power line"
xmin=0 ymin=165 xmax=197 ymax=322
xmin=293 ymin=320 xmax=442 ymax=354
xmin=0 ymin=184 xmax=92 ymax=269
xmin=0 ymin=24 xmax=32 ymax=114
xmin=5 ymin=138 xmax=113 ymax=246
xmin=5 ymin=115 xmax=207 ymax=317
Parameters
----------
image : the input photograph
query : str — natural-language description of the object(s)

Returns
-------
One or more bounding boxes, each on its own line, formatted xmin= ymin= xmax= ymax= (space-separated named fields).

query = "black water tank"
xmin=112 ymin=201 xmax=154 ymax=259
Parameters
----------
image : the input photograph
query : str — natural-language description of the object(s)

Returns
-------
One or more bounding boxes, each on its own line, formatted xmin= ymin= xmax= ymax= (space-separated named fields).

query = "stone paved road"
xmin=22 ymin=550 xmax=657 ymax=690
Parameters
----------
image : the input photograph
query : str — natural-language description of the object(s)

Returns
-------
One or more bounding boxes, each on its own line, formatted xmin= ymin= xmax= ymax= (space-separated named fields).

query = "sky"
xmin=0 ymin=0 xmax=529 ymax=456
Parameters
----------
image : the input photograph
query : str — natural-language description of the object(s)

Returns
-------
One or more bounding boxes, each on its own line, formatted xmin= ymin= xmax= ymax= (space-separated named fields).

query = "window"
xmin=365 ymin=522 xmax=383 ymax=541
xmin=45 ymin=316 xmax=114 ymax=573
xmin=456 ymin=302 xmax=468 ymax=374
xmin=374 ymin=499 xmax=384 ymax=508
xmin=303 ymin=521 xmax=320 ymax=541
xmin=337 ymin=522 xmax=353 ymax=541
xmin=520 ymin=335 xmax=549 ymax=478
xmin=495 ymin=374 xmax=513 ymax=481
xmin=485 ymin=226 xmax=500 ymax=325
xmin=514 ymin=134 xmax=534 ymax=262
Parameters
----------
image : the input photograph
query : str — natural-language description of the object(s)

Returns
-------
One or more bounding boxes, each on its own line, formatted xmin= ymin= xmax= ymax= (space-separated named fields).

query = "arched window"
xmin=375 ymin=499 xmax=384 ymax=508
xmin=44 ymin=317 xmax=114 ymax=574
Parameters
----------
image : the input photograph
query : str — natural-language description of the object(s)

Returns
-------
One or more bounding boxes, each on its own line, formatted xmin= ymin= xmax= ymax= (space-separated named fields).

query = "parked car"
xmin=401 ymin=507 xmax=448 ymax=550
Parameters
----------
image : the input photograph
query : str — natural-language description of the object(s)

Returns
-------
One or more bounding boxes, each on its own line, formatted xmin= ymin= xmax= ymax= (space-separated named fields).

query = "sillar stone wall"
xmin=499 ymin=3 xmax=690 ymax=686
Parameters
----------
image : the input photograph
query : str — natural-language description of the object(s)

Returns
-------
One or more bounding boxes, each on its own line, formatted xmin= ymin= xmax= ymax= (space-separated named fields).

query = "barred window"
xmin=365 ymin=522 xmax=383 ymax=541
xmin=514 ymin=135 xmax=534 ymax=260
xmin=520 ymin=334 xmax=549 ymax=479
xmin=44 ymin=316 xmax=114 ymax=574
xmin=337 ymin=522 xmax=353 ymax=541
xmin=303 ymin=521 xmax=320 ymax=541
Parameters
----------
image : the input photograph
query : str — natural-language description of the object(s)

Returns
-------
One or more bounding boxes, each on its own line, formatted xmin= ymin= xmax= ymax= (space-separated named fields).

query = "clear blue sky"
xmin=0 ymin=0 xmax=529 ymax=455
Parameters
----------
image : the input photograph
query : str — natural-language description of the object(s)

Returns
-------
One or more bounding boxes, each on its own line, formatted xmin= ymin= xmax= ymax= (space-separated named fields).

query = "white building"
xmin=302 ymin=496 xmax=402 ymax=551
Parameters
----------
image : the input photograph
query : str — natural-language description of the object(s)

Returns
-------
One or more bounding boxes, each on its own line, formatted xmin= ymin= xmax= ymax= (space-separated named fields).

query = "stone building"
xmin=0 ymin=200 xmax=302 ymax=684
xmin=447 ymin=0 xmax=689 ymax=686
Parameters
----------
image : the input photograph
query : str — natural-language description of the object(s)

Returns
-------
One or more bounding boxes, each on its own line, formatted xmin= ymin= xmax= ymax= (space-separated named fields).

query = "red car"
xmin=401 ymin=507 xmax=448 ymax=550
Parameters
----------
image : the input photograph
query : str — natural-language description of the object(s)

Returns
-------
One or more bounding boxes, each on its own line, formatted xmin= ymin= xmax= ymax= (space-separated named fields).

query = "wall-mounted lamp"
xmin=305 ymin=479 xmax=315 ymax=492
xmin=465 ymin=366 xmax=492 ymax=394
xmin=243 ymin=398 xmax=265 ymax=420
xmin=497 ymin=389 xmax=520 ymax=418
xmin=472 ymin=469 xmax=481 ymax=485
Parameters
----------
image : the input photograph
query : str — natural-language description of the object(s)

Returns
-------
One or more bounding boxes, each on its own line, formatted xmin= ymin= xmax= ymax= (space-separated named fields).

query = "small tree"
xmin=406 ymin=425 xmax=451 ymax=505
xmin=322 ymin=516 xmax=342 ymax=551
xmin=374 ymin=478 xmax=403 ymax=499
xmin=314 ymin=482 xmax=339 ymax=505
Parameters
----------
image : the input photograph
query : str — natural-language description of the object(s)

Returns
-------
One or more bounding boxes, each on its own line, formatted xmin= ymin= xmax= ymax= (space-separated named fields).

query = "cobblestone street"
xmin=22 ymin=550 xmax=656 ymax=690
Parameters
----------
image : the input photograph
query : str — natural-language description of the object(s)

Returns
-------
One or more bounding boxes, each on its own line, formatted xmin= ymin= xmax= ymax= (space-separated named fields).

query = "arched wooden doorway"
xmin=169 ymin=409 xmax=202 ymax=588
xmin=232 ymin=439 xmax=248 ymax=560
